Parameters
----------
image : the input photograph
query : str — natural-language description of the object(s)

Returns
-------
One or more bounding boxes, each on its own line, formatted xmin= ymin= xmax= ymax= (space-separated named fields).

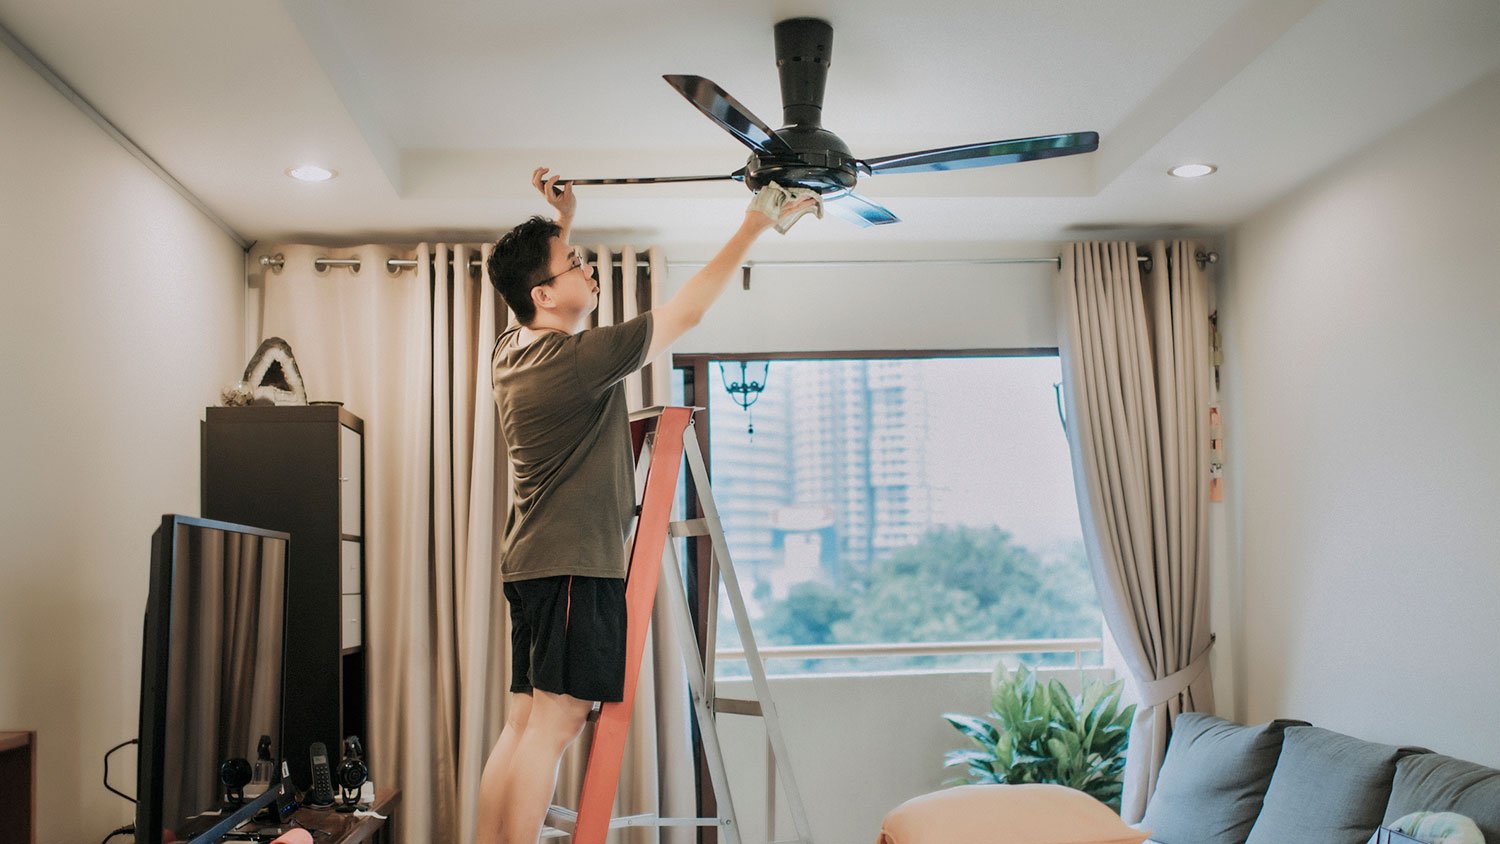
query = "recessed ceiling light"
xmin=286 ymin=164 xmax=337 ymax=182
xmin=1168 ymin=163 xmax=1217 ymax=178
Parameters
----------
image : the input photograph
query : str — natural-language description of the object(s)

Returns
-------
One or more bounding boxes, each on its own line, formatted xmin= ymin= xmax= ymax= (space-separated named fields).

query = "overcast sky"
xmin=920 ymin=356 xmax=1084 ymax=552
xmin=701 ymin=355 xmax=1086 ymax=554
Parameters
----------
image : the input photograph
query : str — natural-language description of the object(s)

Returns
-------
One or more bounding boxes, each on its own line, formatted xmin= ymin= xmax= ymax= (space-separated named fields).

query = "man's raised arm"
xmin=645 ymin=197 xmax=816 ymax=361
xmin=532 ymin=167 xmax=575 ymax=240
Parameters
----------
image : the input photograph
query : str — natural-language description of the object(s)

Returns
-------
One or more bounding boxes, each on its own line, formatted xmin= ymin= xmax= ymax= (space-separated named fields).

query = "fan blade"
xmin=862 ymin=132 xmax=1099 ymax=175
xmin=562 ymin=173 xmax=741 ymax=186
xmin=826 ymin=192 xmax=901 ymax=227
xmin=663 ymin=74 xmax=795 ymax=156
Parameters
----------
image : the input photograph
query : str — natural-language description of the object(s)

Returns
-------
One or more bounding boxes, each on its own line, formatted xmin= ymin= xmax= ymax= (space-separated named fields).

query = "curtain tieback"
xmin=1134 ymin=637 xmax=1215 ymax=708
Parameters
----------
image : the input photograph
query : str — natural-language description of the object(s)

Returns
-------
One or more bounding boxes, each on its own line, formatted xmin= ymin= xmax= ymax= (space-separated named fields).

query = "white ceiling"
xmin=3 ymin=0 xmax=1498 ymax=249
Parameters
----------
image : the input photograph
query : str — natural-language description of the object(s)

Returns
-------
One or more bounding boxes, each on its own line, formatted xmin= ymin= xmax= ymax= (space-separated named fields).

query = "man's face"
xmin=537 ymin=236 xmax=598 ymax=319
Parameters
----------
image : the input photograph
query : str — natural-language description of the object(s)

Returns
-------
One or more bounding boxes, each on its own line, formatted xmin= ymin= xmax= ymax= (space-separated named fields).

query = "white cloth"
xmin=748 ymin=183 xmax=824 ymax=233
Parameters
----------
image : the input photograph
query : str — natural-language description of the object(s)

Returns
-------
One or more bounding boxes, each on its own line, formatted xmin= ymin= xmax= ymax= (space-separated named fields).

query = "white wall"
xmin=0 ymin=45 xmax=246 ymax=843
xmin=1218 ymin=69 xmax=1500 ymax=760
xmin=659 ymin=241 xmax=1062 ymax=354
xmin=715 ymin=667 xmax=1111 ymax=844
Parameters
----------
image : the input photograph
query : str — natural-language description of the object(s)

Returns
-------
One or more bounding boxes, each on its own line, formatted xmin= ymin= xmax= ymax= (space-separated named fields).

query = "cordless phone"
xmin=308 ymin=741 xmax=335 ymax=806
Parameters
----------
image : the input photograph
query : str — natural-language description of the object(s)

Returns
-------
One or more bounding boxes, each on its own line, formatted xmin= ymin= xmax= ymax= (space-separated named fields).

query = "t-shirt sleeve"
xmin=572 ymin=312 xmax=654 ymax=396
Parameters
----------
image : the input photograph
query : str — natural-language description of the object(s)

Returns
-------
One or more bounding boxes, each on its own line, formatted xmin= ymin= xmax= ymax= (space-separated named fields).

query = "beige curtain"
xmin=254 ymin=241 xmax=690 ymax=843
xmin=1056 ymin=241 xmax=1216 ymax=822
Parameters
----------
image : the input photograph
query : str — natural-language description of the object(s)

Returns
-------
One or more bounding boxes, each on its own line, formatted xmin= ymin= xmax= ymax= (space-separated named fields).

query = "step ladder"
xmin=541 ymin=406 xmax=814 ymax=844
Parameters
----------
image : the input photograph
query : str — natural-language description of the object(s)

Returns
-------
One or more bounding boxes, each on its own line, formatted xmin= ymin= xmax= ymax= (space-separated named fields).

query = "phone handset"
xmin=308 ymin=741 xmax=335 ymax=806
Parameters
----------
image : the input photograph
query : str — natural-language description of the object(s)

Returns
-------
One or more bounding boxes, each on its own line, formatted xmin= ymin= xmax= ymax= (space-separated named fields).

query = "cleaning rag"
xmin=748 ymin=183 xmax=824 ymax=234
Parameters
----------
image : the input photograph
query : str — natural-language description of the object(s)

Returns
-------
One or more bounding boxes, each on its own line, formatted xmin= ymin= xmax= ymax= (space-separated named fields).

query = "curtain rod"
xmin=257 ymin=251 xmax=1217 ymax=275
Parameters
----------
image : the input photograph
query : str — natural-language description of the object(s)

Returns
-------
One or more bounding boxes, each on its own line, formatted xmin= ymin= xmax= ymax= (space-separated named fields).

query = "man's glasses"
xmin=537 ymin=251 xmax=585 ymax=285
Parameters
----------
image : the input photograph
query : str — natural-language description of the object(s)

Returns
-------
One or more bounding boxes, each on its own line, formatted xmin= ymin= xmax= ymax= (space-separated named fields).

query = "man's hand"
xmin=532 ymin=166 xmax=576 ymax=225
xmin=743 ymin=195 xmax=819 ymax=234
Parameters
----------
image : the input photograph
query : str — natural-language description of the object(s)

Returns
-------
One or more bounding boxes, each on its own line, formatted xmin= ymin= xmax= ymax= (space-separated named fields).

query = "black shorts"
xmin=504 ymin=574 xmax=627 ymax=703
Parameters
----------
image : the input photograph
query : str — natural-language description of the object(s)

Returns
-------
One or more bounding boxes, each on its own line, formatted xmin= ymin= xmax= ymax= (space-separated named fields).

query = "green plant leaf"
xmin=1048 ymin=681 xmax=1077 ymax=730
xmin=943 ymin=713 xmax=1000 ymax=749
xmin=995 ymin=731 xmax=1015 ymax=764
xmin=944 ymin=749 xmax=993 ymax=769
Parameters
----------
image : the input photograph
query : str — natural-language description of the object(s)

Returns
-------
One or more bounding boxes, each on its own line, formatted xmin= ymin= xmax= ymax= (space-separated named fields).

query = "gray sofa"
xmin=1138 ymin=714 xmax=1500 ymax=844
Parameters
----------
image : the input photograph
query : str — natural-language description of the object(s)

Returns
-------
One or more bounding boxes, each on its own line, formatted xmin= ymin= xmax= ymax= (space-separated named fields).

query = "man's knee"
xmin=531 ymin=691 xmax=593 ymax=747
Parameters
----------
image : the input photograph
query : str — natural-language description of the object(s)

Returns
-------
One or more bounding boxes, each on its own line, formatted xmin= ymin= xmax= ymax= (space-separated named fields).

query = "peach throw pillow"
xmin=877 ymin=784 xmax=1150 ymax=844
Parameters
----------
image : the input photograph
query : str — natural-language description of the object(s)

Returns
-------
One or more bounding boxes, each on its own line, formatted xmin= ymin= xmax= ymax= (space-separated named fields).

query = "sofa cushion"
xmin=1244 ymin=726 xmax=1421 ymax=844
xmin=1382 ymin=752 xmax=1500 ymax=842
xmin=877 ymin=783 xmax=1150 ymax=844
xmin=1140 ymin=713 xmax=1305 ymax=844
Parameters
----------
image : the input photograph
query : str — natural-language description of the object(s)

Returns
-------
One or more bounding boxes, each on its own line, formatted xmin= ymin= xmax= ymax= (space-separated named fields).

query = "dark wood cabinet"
xmin=202 ymin=405 xmax=368 ymax=793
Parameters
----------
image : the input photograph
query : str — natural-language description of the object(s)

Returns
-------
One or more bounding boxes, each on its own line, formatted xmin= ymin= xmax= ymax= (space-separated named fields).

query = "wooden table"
xmin=191 ymin=787 xmax=400 ymax=843
xmin=274 ymin=788 xmax=400 ymax=844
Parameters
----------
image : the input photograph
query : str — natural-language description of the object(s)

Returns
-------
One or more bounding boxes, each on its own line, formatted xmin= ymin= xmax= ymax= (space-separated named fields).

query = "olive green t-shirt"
xmin=490 ymin=313 xmax=654 ymax=582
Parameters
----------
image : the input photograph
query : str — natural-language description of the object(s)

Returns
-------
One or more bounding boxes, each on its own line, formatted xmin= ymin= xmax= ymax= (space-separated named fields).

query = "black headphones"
xmin=218 ymin=756 xmax=252 ymax=805
xmin=336 ymin=736 xmax=369 ymax=810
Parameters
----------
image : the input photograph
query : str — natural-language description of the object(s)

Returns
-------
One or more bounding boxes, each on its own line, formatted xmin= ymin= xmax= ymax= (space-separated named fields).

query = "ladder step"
xmin=545 ymin=805 xmax=577 ymax=832
xmin=545 ymin=809 xmax=719 ymax=836
xmin=664 ymin=818 xmax=726 ymax=828
xmin=605 ymin=812 xmax=660 ymax=828
xmin=714 ymin=697 xmax=763 ymax=716
xmin=668 ymin=517 xmax=710 ymax=538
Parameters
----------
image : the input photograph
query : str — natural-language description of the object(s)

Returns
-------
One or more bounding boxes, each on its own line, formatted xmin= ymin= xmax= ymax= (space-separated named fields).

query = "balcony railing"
xmin=716 ymin=636 xmax=1104 ymax=670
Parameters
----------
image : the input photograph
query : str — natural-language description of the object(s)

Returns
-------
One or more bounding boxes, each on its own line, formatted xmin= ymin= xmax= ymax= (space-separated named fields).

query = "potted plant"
xmin=943 ymin=662 xmax=1136 ymax=812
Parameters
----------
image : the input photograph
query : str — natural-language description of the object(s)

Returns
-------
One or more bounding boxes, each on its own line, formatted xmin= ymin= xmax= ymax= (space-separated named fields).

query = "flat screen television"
xmin=137 ymin=515 xmax=291 ymax=843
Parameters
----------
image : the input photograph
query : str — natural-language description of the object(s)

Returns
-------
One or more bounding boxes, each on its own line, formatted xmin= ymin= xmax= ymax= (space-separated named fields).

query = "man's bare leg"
xmin=473 ymin=692 xmax=534 ymax=844
xmin=496 ymin=690 xmax=594 ymax=844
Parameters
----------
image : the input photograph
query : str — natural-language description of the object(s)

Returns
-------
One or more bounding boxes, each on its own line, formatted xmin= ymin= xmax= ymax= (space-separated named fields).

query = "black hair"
xmin=488 ymin=215 xmax=562 ymax=325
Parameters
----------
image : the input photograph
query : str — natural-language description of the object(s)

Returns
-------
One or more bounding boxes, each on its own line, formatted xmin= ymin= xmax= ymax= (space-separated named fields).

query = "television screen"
xmin=137 ymin=515 xmax=291 ymax=843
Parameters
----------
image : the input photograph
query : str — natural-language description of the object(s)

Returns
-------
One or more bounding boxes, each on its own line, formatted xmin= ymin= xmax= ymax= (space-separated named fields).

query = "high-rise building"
xmin=709 ymin=358 xmax=937 ymax=607
xmin=865 ymin=360 xmax=934 ymax=555
xmin=783 ymin=360 xmax=934 ymax=580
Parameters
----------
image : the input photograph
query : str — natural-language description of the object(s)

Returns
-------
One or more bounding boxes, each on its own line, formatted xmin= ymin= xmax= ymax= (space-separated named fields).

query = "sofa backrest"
xmin=1243 ymin=726 xmax=1425 ymax=844
xmin=1382 ymin=752 xmax=1500 ymax=841
xmin=1145 ymin=717 xmax=1500 ymax=844
xmin=1140 ymin=713 xmax=1305 ymax=844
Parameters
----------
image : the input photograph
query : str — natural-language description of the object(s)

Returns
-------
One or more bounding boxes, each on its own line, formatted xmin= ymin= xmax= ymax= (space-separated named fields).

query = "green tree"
xmin=756 ymin=525 xmax=1101 ymax=654
xmin=834 ymin=573 xmax=988 ymax=643
xmin=760 ymin=581 xmax=853 ymax=645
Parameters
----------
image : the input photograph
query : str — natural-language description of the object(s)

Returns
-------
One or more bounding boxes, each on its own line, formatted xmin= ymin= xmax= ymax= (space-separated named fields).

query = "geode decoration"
xmin=241 ymin=337 xmax=307 ymax=406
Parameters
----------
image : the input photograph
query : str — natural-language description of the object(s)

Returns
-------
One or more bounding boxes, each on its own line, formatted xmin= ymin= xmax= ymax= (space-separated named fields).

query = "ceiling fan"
xmin=562 ymin=17 xmax=1099 ymax=227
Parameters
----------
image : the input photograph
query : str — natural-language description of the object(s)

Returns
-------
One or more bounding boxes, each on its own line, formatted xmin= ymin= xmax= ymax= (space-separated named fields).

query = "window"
xmin=674 ymin=353 xmax=1102 ymax=676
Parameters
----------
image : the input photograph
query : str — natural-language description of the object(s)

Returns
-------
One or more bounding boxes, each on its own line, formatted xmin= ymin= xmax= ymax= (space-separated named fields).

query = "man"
xmin=474 ymin=168 xmax=816 ymax=844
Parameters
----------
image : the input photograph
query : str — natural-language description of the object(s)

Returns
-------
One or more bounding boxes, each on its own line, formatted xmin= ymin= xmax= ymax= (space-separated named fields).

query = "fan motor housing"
xmin=745 ymin=125 xmax=858 ymax=194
